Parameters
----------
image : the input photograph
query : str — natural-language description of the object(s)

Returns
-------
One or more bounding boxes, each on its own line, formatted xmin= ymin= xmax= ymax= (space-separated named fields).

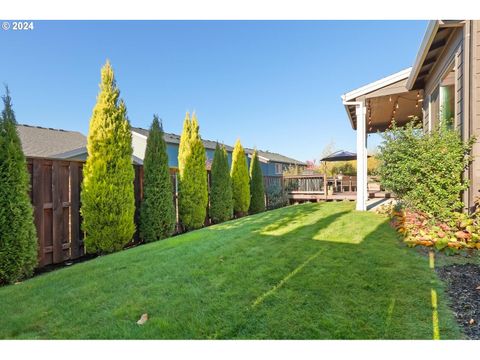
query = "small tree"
xmin=178 ymin=112 xmax=208 ymax=230
xmin=231 ymin=139 xmax=250 ymax=216
xmin=378 ymin=120 xmax=474 ymax=220
xmin=249 ymin=150 xmax=265 ymax=214
xmin=140 ymin=115 xmax=175 ymax=242
xmin=0 ymin=87 xmax=37 ymax=284
xmin=81 ymin=61 xmax=136 ymax=253
xmin=210 ymin=143 xmax=233 ymax=223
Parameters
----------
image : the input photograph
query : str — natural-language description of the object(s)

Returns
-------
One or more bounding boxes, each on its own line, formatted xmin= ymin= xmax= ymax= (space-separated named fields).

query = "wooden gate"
xmin=27 ymin=158 xmax=84 ymax=267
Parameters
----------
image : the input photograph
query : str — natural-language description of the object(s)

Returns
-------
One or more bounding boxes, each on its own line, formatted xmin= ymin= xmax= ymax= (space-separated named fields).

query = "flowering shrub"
xmin=389 ymin=200 xmax=480 ymax=252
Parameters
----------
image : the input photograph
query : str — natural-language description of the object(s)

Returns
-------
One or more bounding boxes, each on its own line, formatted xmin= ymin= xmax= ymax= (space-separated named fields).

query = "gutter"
xmin=342 ymin=98 xmax=364 ymax=130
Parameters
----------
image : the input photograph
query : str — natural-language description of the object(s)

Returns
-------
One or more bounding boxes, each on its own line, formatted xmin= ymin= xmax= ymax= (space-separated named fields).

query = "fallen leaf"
xmin=469 ymin=319 xmax=475 ymax=325
xmin=137 ymin=313 xmax=148 ymax=325
xmin=476 ymin=285 xmax=480 ymax=290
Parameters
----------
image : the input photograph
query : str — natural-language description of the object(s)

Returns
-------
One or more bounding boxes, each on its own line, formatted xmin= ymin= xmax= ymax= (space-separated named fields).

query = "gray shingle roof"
xmin=15 ymin=123 xmax=305 ymax=166
xmin=244 ymin=148 xmax=306 ymax=166
xmin=132 ymin=126 xmax=234 ymax=152
xmin=16 ymin=124 xmax=87 ymax=158
xmin=132 ymin=127 xmax=305 ymax=165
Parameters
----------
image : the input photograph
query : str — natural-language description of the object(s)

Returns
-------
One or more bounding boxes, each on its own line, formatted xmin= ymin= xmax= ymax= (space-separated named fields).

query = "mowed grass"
xmin=0 ymin=202 xmax=462 ymax=339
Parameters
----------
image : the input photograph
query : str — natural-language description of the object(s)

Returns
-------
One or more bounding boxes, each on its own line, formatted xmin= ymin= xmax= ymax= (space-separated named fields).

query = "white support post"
xmin=355 ymin=102 xmax=367 ymax=211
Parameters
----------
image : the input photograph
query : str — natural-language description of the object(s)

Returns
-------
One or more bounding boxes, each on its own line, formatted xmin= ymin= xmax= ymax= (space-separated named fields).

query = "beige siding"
xmin=472 ymin=20 xmax=480 ymax=206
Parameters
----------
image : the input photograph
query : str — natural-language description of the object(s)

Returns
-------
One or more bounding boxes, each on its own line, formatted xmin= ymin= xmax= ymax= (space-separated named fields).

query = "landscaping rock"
xmin=436 ymin=264 xmax=480 ymax=339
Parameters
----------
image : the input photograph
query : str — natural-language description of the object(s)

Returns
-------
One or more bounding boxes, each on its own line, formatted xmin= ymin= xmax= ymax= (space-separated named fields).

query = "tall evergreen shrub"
xmin=0 ymin=88 xmax=37 ymax=284
xmin=140 ymin=115 xmax=175 ymax=241
xmin=249 ymin=150 xmax=265 ymax=214
xmin=177 ymin=112 xmax=208 ymax=230
xmin=81 ymin=61 xmax=136 ymax=253
xmin=231 ymin=139 xmax=250 ymax=216
xmin=210 ymin=143 xmax=233 ymax=223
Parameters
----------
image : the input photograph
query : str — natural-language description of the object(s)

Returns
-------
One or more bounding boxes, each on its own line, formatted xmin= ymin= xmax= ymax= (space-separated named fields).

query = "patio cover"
xmin=341 ymin=68 xmax=421 ymax=211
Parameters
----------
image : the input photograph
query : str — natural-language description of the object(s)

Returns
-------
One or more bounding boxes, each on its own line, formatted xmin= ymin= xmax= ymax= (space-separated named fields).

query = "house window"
xmin=275 ymin=163 xmax=283 ymax=175
xmin=430 ymin=64 xmax=455 ymax=130
xmin=440 ymin=67 xmax=455 ymax=129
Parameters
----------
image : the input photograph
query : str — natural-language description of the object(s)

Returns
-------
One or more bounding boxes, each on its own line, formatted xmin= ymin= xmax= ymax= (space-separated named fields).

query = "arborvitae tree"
xmin=231 ymin=139 xmax=250 ymax=217
xmin=0 ymin=87 xmax=37 ymax=284
xmin=178 ymin=112 xmax=208 ymax=230
xmin=139 ymin=115 xmax=175 ymax=242
xmin=81 ymin=61 xmax=135 ymax=253
xmin=249 ymin=150 xmax=266 ymax=214
xmin=210 ymin=143 xmax=233 ymax=223
xmin=178 ymin=112 xmax=192 ymax=176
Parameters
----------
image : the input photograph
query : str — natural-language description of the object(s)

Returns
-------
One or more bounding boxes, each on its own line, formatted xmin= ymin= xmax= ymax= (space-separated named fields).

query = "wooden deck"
xmin=288 ymin=191 xmax=357 ymax=202
xmin=288 ymin=190 xmax=391 ymax=203
xmin=281 ymin=174 xmax=391 ymax=204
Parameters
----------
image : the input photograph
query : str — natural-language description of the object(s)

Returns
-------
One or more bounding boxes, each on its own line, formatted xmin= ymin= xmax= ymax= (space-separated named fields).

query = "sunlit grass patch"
xmin=0 ymin=202 xmax=462 ymax=339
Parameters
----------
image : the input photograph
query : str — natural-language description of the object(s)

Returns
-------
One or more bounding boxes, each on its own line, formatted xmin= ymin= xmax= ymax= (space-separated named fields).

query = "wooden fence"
xmin=27 ymin=158 xmax=84 ymax=267
xmin=26 ymin=157 xmax=283 ymax=268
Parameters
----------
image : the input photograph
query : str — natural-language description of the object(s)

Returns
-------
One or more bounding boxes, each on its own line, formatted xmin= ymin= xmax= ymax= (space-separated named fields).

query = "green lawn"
xmin=0 ymin=202 xmax=462 ymax=339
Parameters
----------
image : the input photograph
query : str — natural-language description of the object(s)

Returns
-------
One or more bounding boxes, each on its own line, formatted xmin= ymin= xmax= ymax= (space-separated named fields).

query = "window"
xmin=430 ymin=64 xmax=455 ymax=130
xmin=439 ymin=68 xmax=455 ymax=129
xmin=275 ymin=163 xmax=283 ymax=175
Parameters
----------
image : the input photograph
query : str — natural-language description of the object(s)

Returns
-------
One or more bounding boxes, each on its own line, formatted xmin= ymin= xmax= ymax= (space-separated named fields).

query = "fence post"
xmin=70 ymin=162 xmax=81 ymax=259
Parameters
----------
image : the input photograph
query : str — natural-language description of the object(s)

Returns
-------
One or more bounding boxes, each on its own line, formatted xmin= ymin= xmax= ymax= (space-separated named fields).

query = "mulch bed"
xmin=436 ymin=264 xmax=480 ymax=339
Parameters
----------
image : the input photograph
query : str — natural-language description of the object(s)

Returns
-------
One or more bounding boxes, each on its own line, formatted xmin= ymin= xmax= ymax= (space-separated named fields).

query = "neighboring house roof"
xmin=16 ymin=124 xmax=87 ymax=158
xmin=132 ymin=127 xmax=306 ymax=166
xmin=55 ymin=146 xmax=144 ymax=165
xmin=244 ymin=148 xmax=306 ymax=166
xmin=16 ymin=123 xmax=305 ymax=166
xmin=131 ymin=127 xmax=235 ymax=152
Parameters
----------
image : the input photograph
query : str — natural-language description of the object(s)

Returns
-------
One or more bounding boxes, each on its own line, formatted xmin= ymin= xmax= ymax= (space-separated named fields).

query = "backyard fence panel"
xmin=27 ymin=158 xmax=85 ymax=267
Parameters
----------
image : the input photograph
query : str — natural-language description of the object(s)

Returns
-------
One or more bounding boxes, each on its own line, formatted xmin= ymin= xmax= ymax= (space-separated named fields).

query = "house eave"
xmin=406 ymin=20 xmax=465 ymax=90
xmin=342 ymin=68 xmax=411 ymax=102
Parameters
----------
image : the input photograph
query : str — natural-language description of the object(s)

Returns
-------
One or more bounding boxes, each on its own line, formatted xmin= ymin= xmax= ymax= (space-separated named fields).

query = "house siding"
xmin=424 ymin=28 xmax=464 ymax=130
xmin=471 ymin=20 xmax=480 ymax=207
xmin=420 ymin=24 xmax=480 ymax=210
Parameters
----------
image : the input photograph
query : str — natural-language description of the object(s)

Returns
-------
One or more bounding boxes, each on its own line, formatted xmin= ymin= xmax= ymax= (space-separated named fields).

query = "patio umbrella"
xmin=319 ymin=150 xmax=370 ymax=199
xmin=320 ymin=150 xmax=368 ymax=162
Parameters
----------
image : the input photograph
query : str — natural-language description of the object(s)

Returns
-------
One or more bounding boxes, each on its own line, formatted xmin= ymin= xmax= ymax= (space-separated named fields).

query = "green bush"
xmin=81 ymin=61 xmax=136 ymax=253
xmin=0 ymin=87 xmax=37 ymax=284
xmin=231 ymin=139 xmax=250 ymax=216
xmin=140 ymin=116 xmax=175 ymax=242
xmin=249 ymin=150 xmax=265 ymax=214
xmin=178 ymin=112 xmax=208 ymax=230
xmin=265 ymin=182 xmax=288 ymax=210
xmin=210 ymin=143 xmax=233 ymax=223
xmin=377 ymin=120 xmax=474 ymax=220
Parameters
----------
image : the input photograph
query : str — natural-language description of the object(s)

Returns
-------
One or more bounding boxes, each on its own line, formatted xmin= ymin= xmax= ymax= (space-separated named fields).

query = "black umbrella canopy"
xmin=320 ymin=150 xmax=370 ymax=162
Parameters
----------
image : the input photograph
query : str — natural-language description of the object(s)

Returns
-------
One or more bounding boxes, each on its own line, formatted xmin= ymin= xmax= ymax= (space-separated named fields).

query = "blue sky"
xmin=0 ymin=20 xmax=427 ymax=162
